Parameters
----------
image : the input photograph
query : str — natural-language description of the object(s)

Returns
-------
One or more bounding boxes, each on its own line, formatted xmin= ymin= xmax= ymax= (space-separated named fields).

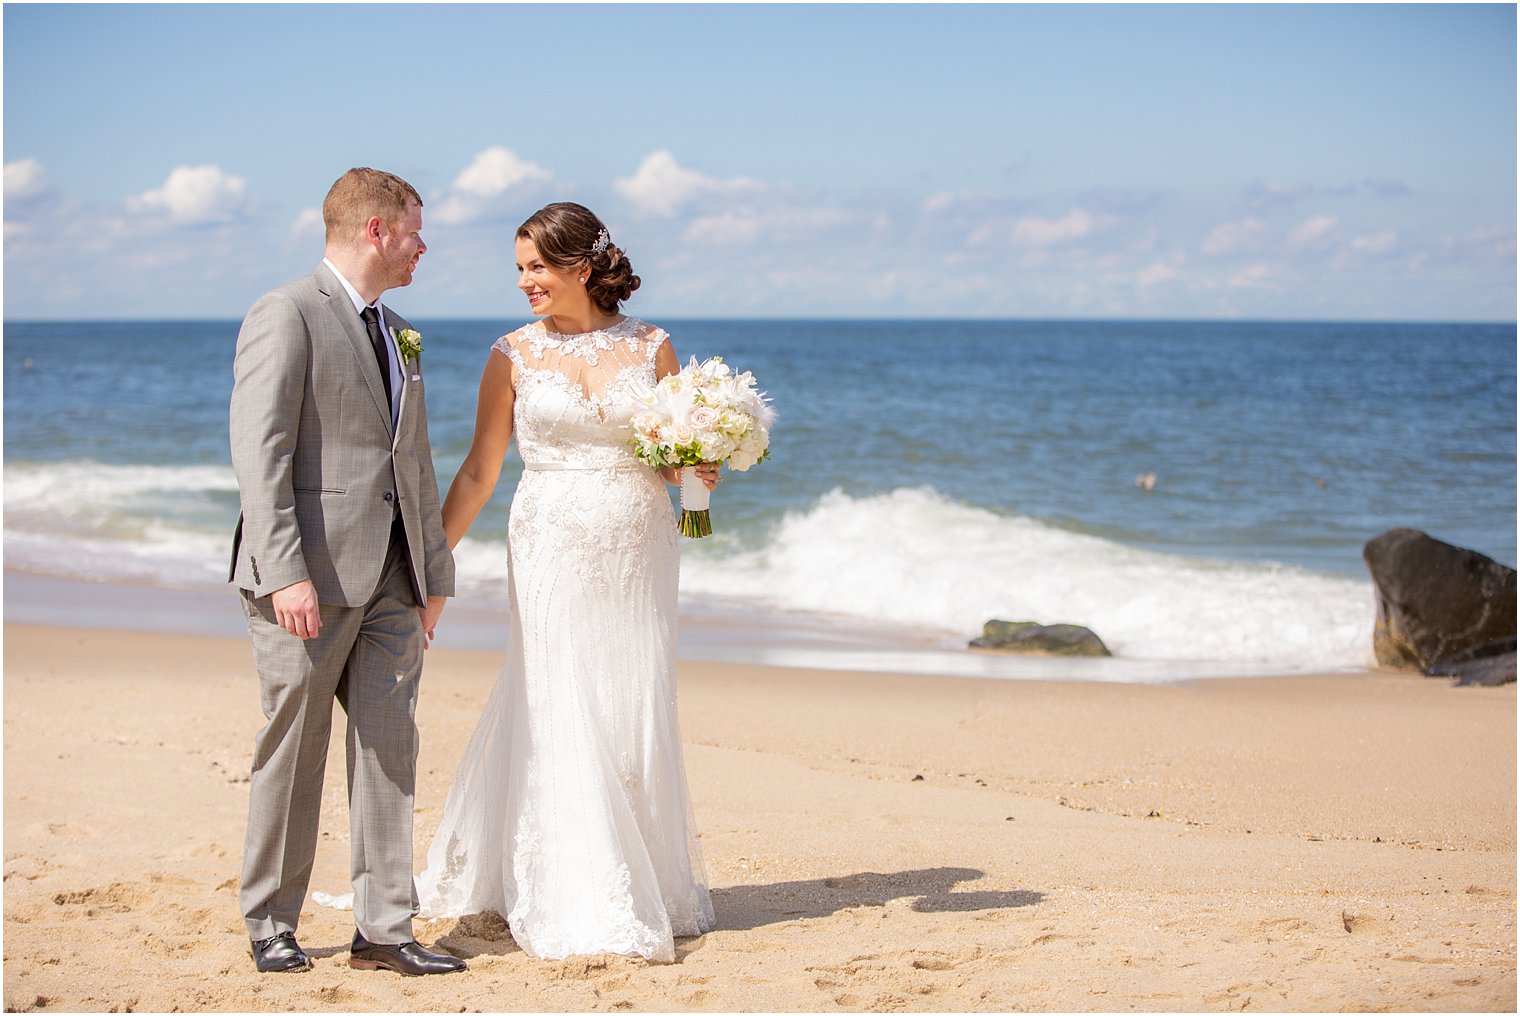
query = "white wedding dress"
xmin=414 ymin=317 xmax=714 ymax=962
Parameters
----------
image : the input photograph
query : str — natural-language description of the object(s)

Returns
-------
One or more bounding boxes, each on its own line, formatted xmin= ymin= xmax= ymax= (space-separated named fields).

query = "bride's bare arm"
xmin=442 ymin=349 xmax=516 ymax=549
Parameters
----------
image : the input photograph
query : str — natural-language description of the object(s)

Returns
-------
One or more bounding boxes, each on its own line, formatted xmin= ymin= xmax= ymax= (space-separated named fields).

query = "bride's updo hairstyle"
xmin=517 ymin=202 xmax=640 ymax=315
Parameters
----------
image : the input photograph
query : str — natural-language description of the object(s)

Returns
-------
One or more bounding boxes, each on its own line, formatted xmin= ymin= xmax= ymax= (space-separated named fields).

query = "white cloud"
xmin=1201 ymin=217 xmax=1266 ymax=255
xmin=1461 ymin=224 xmax=1517 ymax=259
xmin=922 ymin=192 xmax=957 ymax=213
xmin=614 ymin=150 xmax=761 ymax=218
xmin=290 ymin=207 xmax=323 ymax=237
xmin=431 ymin=146 xmax=553 ymax=226
xmin=1229 ymin=262 xmax=1275 ymax=289
xmin=683 ymin=206 xmax=855 ymax=247
xmin=457 ymin=146 xmax=550 ymax=196
xmin=1136 ymin=261 xmax=1181 ymax=290
xmin=683 ymin=210 xmax=764 ymax=247
xmin=1011 ymin=208 xmax=1097 ymax=247
xmin=1288 ymin=215 xmax=1339 ymax=248
xmin=1245 ymin=181 xmax=1314 ymax=207
xmin=1331 ymin=229 xmax=1401 ymax=269
xmin=1349 ymin=230 xmax=1398 ymax=255
xmin=5 ymin=158 xmax=48 ymax=202
xmin=126 ymin=165 xmax=247 ymax=224
xmin=971 ymin=208 xmax=1102 ymax=248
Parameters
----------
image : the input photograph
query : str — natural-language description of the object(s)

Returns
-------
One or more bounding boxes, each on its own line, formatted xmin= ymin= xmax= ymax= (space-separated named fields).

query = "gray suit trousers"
xmin=239 ymin=535 xmax=423 ymax=944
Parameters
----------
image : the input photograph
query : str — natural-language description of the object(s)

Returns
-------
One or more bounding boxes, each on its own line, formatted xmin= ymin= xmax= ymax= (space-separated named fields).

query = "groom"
xmin=228 ymin=168 xmax=464 ymax=976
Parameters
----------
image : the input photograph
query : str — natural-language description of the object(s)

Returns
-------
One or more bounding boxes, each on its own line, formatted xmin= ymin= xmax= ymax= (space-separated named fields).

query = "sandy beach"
xmin=3 ymin=621 xmax=1514 ymax=1012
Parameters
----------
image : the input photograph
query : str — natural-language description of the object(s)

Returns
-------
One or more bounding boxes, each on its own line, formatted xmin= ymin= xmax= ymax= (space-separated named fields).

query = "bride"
xmin=417 ymin=203 xmax=717 ymax=962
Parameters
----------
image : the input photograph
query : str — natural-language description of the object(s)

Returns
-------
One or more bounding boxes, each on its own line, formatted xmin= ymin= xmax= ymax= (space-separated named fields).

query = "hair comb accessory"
xmin=591 ymin=228 xmax=611 ymax=255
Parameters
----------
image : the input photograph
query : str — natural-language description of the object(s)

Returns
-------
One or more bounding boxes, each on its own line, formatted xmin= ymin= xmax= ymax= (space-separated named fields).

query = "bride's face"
xmin=515 ymin=237 xmax=586 ymax=318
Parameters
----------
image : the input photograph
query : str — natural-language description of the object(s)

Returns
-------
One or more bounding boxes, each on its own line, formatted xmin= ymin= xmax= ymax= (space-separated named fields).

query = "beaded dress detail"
xmin=414 ymin=317 xmax=714 ymax=961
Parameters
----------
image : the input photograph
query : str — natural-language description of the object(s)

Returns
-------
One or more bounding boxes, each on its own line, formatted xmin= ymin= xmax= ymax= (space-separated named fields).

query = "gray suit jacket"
xmin=228 ymin=263 xmax=454 ymax=608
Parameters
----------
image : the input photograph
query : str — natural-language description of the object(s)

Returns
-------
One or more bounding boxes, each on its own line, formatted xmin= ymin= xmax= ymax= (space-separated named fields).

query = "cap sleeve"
xmin=492 ymin=331 xmax=527 ymax=371
xmin=643 ymin=326 xmax=670 ymax=367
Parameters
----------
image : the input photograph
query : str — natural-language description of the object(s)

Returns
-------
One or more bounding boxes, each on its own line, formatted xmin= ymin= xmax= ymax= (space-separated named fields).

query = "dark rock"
xmin=1362 ymin=529 xmax=1516 ymax=683
xmin=1423 ymin=635 xmax=1517 ymax=685
xmin=1434 ymin=651 xmax=1517 ymax=687
xmin=970 ymin=620 xmax=1111 ymax=657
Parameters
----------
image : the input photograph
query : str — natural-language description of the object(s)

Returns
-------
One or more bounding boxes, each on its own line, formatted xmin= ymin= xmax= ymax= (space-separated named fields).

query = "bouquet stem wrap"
xmin=679 ymin=469 xmax=713 ymax=539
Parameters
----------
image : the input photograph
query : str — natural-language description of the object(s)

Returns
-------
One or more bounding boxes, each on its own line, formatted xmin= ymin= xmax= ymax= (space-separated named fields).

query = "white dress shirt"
xmin=323 ymin=257 xmax=402 ymax=429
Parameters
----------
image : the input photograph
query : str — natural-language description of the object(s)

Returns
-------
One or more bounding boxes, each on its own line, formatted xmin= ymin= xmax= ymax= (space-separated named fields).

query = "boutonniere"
xmin=392 ymin=327 xmax=423 ymax=364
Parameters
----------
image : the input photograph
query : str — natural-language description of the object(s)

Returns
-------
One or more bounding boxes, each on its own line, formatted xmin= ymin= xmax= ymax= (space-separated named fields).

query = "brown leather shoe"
xmin=250 ymin=931 xmax=312 ymax=973
xmin=349 ymin=931 xmax=466 ymax=976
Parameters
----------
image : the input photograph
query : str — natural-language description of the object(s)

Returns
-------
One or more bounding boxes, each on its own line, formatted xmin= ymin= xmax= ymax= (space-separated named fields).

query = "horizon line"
xmin=4 ymin=314 xmax=1516 ymax=328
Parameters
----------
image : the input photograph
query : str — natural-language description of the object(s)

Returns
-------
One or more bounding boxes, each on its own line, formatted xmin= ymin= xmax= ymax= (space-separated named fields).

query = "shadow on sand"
xmin=709 ymin=866 xmax=1041 ymax=932
xmin=421 ymin=867 xmax=1039 ymax=960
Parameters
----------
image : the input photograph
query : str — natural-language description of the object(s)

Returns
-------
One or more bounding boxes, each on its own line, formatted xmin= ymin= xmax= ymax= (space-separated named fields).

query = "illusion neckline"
xmin=534 ymin=316 xmax=635 ymax=340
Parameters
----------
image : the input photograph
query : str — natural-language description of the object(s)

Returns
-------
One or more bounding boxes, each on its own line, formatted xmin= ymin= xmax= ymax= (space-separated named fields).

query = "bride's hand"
xmin=661 ymin=463 xmax=721 ymax=489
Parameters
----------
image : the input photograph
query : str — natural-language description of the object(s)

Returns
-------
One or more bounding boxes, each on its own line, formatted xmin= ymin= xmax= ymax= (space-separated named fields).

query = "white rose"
xmin=728 ymin=425 xmax=768 ymax=471
xmin=705 ymin=434 xmax=738 ymax=461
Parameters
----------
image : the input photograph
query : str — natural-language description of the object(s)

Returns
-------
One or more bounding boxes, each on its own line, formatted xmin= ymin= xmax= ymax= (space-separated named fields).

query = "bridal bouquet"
xmin=628 ymin=356 xmax=775 ymax=538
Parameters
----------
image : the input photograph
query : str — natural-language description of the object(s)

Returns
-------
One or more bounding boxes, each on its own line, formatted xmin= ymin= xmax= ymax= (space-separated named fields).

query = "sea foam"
xmin=3 ymin=461 xmax=237 ymax=585
xmin=4 ymin=463 xmax=1375 ymax=671
xmin=675 ymin=488 xmax=1375 ymax=669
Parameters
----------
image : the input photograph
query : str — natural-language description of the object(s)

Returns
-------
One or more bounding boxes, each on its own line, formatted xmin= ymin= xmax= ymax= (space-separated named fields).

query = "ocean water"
xmin=4 ymin=318 xmax=1514 ymax=679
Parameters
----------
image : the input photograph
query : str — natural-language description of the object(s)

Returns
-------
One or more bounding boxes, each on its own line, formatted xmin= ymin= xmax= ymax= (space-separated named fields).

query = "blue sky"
xmin=4 ymin=3 xmax=1515 ymax=321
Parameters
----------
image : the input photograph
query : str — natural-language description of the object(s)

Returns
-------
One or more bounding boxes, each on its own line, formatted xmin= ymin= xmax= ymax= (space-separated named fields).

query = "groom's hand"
xmin=419 ymin=595 xmax=446 ymax=648
xmin=271 ymin=579 xmax=322 ymax=639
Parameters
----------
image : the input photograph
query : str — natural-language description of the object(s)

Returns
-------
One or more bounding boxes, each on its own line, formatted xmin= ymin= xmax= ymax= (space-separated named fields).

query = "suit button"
xmin=383 ymin=492 xmax=394 ymax=502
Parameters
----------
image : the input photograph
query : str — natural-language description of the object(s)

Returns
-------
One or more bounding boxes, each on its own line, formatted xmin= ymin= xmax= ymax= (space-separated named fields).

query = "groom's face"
xmin=378 ymin=202 xmax=426 ymax=289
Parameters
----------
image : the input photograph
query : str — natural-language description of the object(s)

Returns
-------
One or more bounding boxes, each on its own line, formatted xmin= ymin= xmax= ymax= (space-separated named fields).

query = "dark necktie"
xmin=360 ymin=305 xmax=393 ymax=408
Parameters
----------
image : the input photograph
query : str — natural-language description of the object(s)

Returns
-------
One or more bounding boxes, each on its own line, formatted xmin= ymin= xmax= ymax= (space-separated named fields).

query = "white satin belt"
xmin=522 ymin=459 xmax=644 ymax=472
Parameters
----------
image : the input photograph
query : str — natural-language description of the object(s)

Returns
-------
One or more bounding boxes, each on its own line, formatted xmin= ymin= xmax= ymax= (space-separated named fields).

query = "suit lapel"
xmin=314 ymin=264 xmax=394 ymax=434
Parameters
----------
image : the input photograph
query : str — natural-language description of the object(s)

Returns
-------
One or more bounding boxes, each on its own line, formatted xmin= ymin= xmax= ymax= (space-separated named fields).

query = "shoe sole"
xmin=349 ymin=956 xmax=465 ymax=976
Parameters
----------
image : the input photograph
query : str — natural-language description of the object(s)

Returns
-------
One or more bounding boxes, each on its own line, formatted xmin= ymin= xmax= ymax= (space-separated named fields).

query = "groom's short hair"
xmin=323 ymin=168 xmax=423 ymax=243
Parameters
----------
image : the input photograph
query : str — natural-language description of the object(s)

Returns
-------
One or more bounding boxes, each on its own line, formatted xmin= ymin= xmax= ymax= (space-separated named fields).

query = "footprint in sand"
xmin=808 ymin=949 xmax=983 ymax=1008
xmin=1204 ymin=981 xmax=1258 ymax=1005
xmin=45 ymin=822 xmax=91 ymax=838
xmin=1340 ymin=910 xmax=1385 ymax=935
xmin=911 ymin=956 xmax=957 ymax=971
xmin=548 ymin=954 xmax=612 ymax=980
xmin=4 ymin=856 xmax=54 ymax=883
xmin=448 ymin=911 xmax=512 ymax=941
xmin=1256 ymin=915 xmax=1309 ymax=941
xmin=51 ymin=883 xmax=150 ymax=915
xmin=315 ymin=984 xmax=371 ymax=1006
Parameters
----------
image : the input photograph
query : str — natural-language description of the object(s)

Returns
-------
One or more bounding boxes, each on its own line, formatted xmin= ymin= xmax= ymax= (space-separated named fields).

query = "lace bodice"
xmin=493 ymin=317 xmax=668 ymax=470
